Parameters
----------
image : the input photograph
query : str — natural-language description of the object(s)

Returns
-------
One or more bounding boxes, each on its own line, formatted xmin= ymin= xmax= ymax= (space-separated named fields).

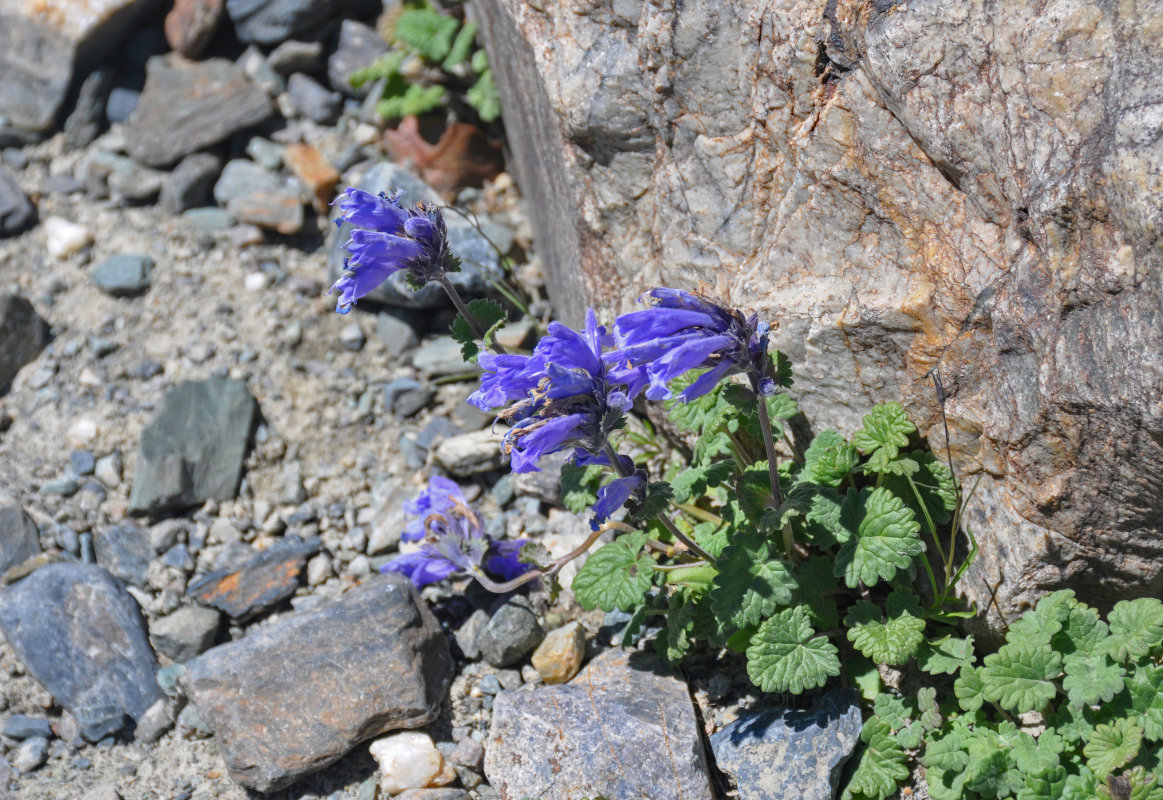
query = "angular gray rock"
xmin=183 ymin=574 xmax=453 ymax=792
xmin=327 ymin=162 xmax=504 ymax=308
xmin=0 ymin=0 xmax=157 ymax=132
xmin=476 ymin=0 xmax=1163 ymax=629
xmin=149 ymin=605 xmax=222 ymax=662
xmin=129 ymin=378 xmax=258 ymax=515
xmin=225 ymin=0 xmax=332 ymax=45
xmin=161 ymin=153 xmax=222 ymax=214
xmin=477 ymin=594 xmax=544 ymax=668
xmin=123 ymin=56 xmax=273 ymax=168
xmin=0 ymin=166 xmax=34 ymax=237
xmin=187 ymin=534 xmax=319 ymax=621
xmin=63 ymin=69 xmax=115 ymax=149
xmin=0 ymin=563 xmax=162 ymax=741
xmin=0 ymin=295 xmax=49 ymax=393
xmin=328 ymin=19 xmax=389 ymax=98
xmin=710 ymin=690 xmax=863 ymax=800
xmin=0 ymin=499 xmax=40 ymax=574
xmin=286 ymin=72 xmax=342 ymax=125
xmin=484 ymin=648 xmax=714 ymax=800
xmin=90 ymin=254 xmax=153 ymax=297
xmin=94 ymin=523 xmax=152 ymax=586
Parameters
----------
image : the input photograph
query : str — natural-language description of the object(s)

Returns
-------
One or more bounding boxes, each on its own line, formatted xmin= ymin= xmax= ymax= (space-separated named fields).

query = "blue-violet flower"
xmin=606 ymin=287 xmax=775 ymax=401
xmin=383 ymin=477 xmax=530 ymax=588
xmin=330 ymin=188 xmax=457 ymax=314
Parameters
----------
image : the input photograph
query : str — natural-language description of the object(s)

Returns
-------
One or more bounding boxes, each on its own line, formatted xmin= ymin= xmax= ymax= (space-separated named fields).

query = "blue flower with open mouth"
xmin=400 ymin=475 xmax=464 ymax=543
xmin=469 ymin=310 xmax=645 ymax=472
xmin=383 ymin=477 xmax=530 ymax=589
xmin=330 ymin=188 xmax=458 ymax=314
xmin=606 ymin=287 xmax=775 ymax=401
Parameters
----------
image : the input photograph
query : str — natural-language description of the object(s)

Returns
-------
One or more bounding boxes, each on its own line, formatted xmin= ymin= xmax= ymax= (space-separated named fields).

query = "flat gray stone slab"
xmin=124 ymin=55 xmax=273 ymax=167
xmin=183 ymin=574 xmax=453 ymax=792
xmin=484 ymin=648 xmax=714 ymax=800
xmin=0 ymin=500 xmax=40 ymax=574
xmin=129 ymin=378 xmax=257 ymax=515
xmin=710 ymin=689 xmax=863 ymax=800
xmin=0 ymin=563 xmax=161 ymax=741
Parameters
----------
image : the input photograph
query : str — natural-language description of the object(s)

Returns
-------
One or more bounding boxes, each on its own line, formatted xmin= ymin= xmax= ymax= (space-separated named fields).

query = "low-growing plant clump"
xmin=329 ymin=182 xmax=1163 ymax=798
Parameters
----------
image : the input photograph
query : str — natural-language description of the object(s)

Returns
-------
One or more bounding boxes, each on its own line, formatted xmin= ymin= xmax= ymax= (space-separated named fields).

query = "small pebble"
xmin=531 ymin=621 xmax=586 ymax=684
xmin=13 ymin=736 xmax=49 ymax=773
xmin=340 ymin=322 xmax=366 ymax=351
xmin=369 ymin=731 xmax=454 ymax=795
xmin=244 ymin=271 xmax=268 ymax=291
xmin=44 ymin=217 xmax=93 ymax=259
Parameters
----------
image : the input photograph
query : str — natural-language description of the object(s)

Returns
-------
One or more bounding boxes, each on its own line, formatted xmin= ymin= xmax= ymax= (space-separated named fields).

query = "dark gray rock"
xmin=134 ymin=697 xmax=177 ymax=744
xmin=94 ymin=523 xmax=152 ymax=587
xmin=393 ymin=386 xmax=434 ymax=418
xmin=328 ymin=20 xmax=389 ymax=98
xmin=327 ymin=163 xmax=504 ymax=308
xmin=187 ymin=535 xmax=318 ymax=621
xmin=64 ymin=69 xmax=115 ymax=150
xmin=128 ymin=378 xmax=257 ymax=515
xmin=183 ymin=574 xmax=453 ymax=792
xmin=161 ymin=153 xmax=223 ymax=214
xmin=286 ymin=73 xmax=341 ymax=125
xmin=0 ymin=167 xmax=35 ymax=237
xmin=484 ymin=648 xmax=713 ymax=799
xmin=0 ymin=295 xmax=49 ymax=393
xmin=79 ymin=151 xmax=164 ymax=203
xmin=0 ymin=500 xmax=40 ymax=574
xmin=0 ymin=563 xmax=162 ymax=741
xmin=124 ymin=56 xmax=273 ymax=168
xmin=0 ymin=0 xmax=157 ymax=132
xmin=12 ymin=736 xmax=48 ymax=773
xmin=1 ymin=714 xmax=53 ymax=740
xmin=267 ymin=39 xmax=324 ymax=76
xmin=225 ymin=0 xmax=331 ymax=45
xmin=104 ymin=87 xmax=140 ymax=124
xmin=710 ymin=690 xmax=863 ymax=800
xmin=70 ymin=450 xmax=96 ymax=476
xmin=477 ymin=595 xmax=544 ymax=668
xmin=161 ymin=543 xmax=195 ymax=571
xmin=90 ymin=254 xmax=153 ymax=297
xmin=149 ymin=605 xmax=222 ymax=662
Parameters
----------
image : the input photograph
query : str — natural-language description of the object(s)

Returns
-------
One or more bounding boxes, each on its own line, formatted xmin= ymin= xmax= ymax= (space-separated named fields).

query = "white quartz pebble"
xmin=44 ymin=217 xmax=93 ymax=259
xmin=369 ymin=731 xmax=452 ymax=794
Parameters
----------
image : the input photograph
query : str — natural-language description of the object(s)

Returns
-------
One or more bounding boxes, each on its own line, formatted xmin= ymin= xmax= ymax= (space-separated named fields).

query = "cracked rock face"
xmin=476 ymin=0 xmax=1163 ymax=631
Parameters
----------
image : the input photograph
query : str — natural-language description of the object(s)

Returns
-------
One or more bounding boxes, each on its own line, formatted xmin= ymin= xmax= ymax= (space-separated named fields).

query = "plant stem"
xmin=436 ymin=275 xmax=507 ymax=355
xmin=755 ymin=394 xmax=784 ymax=511
xmin=603 ymin=443 xmax=717 ymax=564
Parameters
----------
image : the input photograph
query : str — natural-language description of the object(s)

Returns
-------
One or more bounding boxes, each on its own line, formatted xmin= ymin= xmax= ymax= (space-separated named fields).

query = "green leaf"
xmin=917 ymin=686 xmax=942 ymax=731
xmin=470 ymin=48 xmax=489 ymax=73
xmin=349 ymin=51 xmax=406 ymax=88
xmin=670 ymin=460 xmax=733 ymax=504
xmin=980 ymin=641 xmax=1063 ymax=714
xmin=1126 ymin=664 xmax=1163 ymax=740
xmin=571 ymin=533 xmax=654 ymax=612
xmin=964 ymin=725 xmax=1026 ymax=797
xmin=1052 ymin=598 xmax=1109 ymax=656
xmin=925 ymin=766 xmax=967 ymax=800
xmin=954 ymin=664 xmax=986 ymax=712
xmin=792 ymin=556 xmax=840 ymax=631
xmin=802 ymin=486 xmax=851 ymax=547
xmin=377 ymin=83 xmax=447 ymax=120
xmin=449 ymin=298 xmax=507 ymax=361
xmin=1105 ymin=597 xmax=1163 ymax=664
xmin=1062 ymin=651 xmax=1126 ymax=707
xmin=895 ymin=720 xmax=923 ymax=749
xmin=442 ymin=19 xmax=477 ymax=69
xmin=844 ymin=589 xmax=926 ymax=665
xmin=691 ymin=521 xmax=730 ymax=560
xmin=884 ymin=450 xmax=958 ymax=526
xmin=1084 ymin=717 xmax=1144 ymax=779
xmin=766 ymin=390 xmax=798 ymax=419
xmin=665 ymin=373 xmax=730 ymax=434
xmin=662 ymin=589 xmax=700 ymax=664
xmin=846 ymin=717 xmax=909 ymax=800
xmin=560 ymin=462 xmax=604 ymax=514
xmin=737 ymin=461 xmax=777 ymax=524
xmin=626 ymin=481 xmax=673 ymax=525
xmin=710 ymin=530 xmax=796 ymax=629
xmin=1017 ymin=765 xmax=1068 ymax=800
xmin=1059 ymin=767 xmax=1099 ymax=800
xmin=851 ymin=402 xmax=915 ymax=461
xmin=393 ymin=8 xmax=460 ymax=61
xmin=872 ymin=693 xmax=912 ymax=731
xmin=1011 ymin=729 xmax=1062 ymax=776
xmin=745 ymin=606 xmax=841 ymax=694
xmin=466 ymin=68 xmax=502 ymax=123
xmin=834 ymin=487 xmax=923 ymax=588
xmin=923 ymin=728 xmax=971 ymax=773
xmin=917 ymin=633 xmax=976 ymax=675
xmin=1005 ymin=589 xmax=1073 ymax=647
xmin=770 ymin=350 xmax=794 ymax=389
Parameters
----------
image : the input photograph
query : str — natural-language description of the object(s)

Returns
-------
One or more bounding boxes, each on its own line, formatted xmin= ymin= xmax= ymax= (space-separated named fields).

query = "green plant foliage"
xmin=450 ymin=298 xmax=507 ymax=361
xmin=834 ymin=487 xmax=923 ymax=588
xmin=466 ymin=67 xmax=501 ymax=122
xmin=710 ymin=529 xmax=796 ymax=629
xmin=745 ymin=606 xmax=840 ymax=693
xmin=843 ymin=717 xmax=909 ymax=800
xmin=572 ymin=533 xmax=654 ymax=612
xmin=980 ymin=641 xmax=1063 ymax=714
xmin=394 ymin=7 xmax=460 ymax=61
xmin=1105 ymin=598 xmax=1163 ymax=664
xmin=801 ymin=428 xmax=859 ymax=487
xmin=377 ymin=83 xmax=447 ymax=121
xmin=917 ymin=633 xmax=976 ymax=675
xmin=845 ymin=589 xmax=926 ymax=665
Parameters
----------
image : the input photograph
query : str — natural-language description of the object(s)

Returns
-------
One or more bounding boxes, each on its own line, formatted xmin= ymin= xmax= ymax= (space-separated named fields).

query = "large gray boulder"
xmin=476 ymin=0 xmax=1163 ymax=631
xmin=0 ymin=0 xmax=158 ymax=133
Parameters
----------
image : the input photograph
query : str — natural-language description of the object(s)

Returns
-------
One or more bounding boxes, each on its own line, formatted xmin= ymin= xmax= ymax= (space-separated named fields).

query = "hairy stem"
xmin=755 ymin=395 xmax=784 ymax=510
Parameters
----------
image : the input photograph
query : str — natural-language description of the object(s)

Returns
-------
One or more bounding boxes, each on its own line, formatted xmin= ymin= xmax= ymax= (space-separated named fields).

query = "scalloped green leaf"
xmin=571 ymin=533 xmax=654 ymax=612
xmin=845 ymin=589 xmax=926 ymax=665
xmin=1105 ymin=597 xmax=1163 ymax=664
xmin=792 ymin=556 xmax=840 ymax=631
xmin=851 ymin=402 xmax=915 ymax=460
xmin=626 ymin=481 xmax=673 ymax=525
xmin=802 ymin=429 xmax=858 ymax=487
xmin=1005 ymin=589 xmax=1074 ymax=647
xmin=923 ymin=728 xmax=971 ymax=772
xmin=1059 ymin=767 xmax=1099 ymax=800
xmin=1062 ymin=651 xmax=1126 ymax=707
xmin=834 ymin=487 xmax=923 ymax=588
xmin=1052 ymin=598 xmax=1109 ymax=657
xmin=394 ymin=7 xmax=460 ymax=61
xmin=450 ymin=298 xmax=506 ymax=361
xmin=1084 ymin=717 xmax=1144 ymax=779
xmin=802 ymin=486 xmax=852 ymax=548
xmin=1017 ymin=765 xmax=1068 ymax=800
xmin=917 ymin=633 xmax=976 ymax=675
xmin=560 ymin=462 xmax=604 ymax=514
xmin=980 ymin=641 xmax=1063 ymax=714
xmin=670 ymin=459 xmax=733 ymax=504
xmin=710 ymin=530 xmax=797 ymax=629
xmin=1126 ymin=663 xmax=1163 ymax=741
xmin=955 ymin=664 xmax=986 ymax=712
xmin=917 ymin=686 xmax=942 ymax=731
xmin=845 ymin=717 xmax=909 ymax=800
xmin=745 ymin=606 xmax=840 ymax=694
xmin=964 ymin=727 xmax=1026 ymax=797
xmin=873 ymin=693 xmax=913 ymax=731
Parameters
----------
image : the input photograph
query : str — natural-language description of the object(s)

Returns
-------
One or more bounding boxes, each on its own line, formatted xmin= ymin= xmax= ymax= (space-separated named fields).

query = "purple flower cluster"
xmin=605 ymin=288 xmax=775 ymax=401
xmin=468 ymin=310 xmax=646 ymax=529
xmin=383 ymin=476 xmax=530 ymax=588
xmin=330 ymin=188 xmax=456 ymax=314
